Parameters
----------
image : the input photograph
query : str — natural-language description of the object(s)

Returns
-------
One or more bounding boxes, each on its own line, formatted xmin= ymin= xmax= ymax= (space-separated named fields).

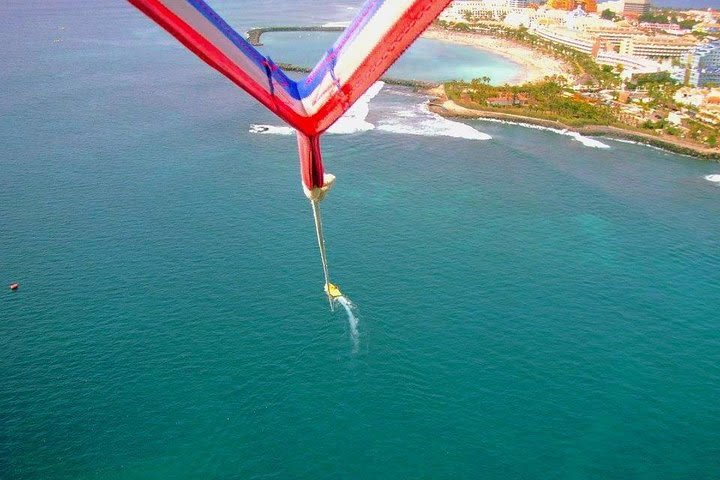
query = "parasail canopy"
xmin=127 ymin=0 xmax=451 ymax=190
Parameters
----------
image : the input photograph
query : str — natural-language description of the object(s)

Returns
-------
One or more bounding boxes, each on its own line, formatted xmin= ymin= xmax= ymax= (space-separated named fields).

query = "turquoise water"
xmin=2 ymin=2 xmax=720 ymax=479
xmin=259 ymin=32 xmax=521 ymax=83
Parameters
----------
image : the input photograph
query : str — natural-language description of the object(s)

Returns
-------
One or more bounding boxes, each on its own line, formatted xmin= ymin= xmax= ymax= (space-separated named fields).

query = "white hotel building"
xmin=439 ymin=0 xmax=529 ymax=22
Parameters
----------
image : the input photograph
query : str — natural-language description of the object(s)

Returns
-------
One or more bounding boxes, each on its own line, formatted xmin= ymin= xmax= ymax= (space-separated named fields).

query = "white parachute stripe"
xmin=301 ymin=0 xmax=416 ymax=115
xmin=159 ymin=0 xmax=307 ymax=114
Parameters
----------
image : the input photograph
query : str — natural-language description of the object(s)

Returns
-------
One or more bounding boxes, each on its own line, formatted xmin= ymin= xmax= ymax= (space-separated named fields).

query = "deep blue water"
xmin=2 ymin=2 xmax=720 ymax=479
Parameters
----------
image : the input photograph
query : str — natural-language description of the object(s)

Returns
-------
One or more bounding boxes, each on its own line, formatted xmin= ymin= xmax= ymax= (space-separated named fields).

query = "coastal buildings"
xmin=596 ymin=0 xmax=623 ymax=14
xmin=547 ymin=0 xmax=597 ymax=13
xmin=583 ymin=26 xmax=642 ymax=45
xmin=623 ymin=0 xmax=651 ymax=16
xmin=619 ymin=36 xmax=698 ymax=59
xmin=674 ymin=86 xmax=716 ymax=108
xmin=684 ymin=42 xmax=720 ymax=87
xmin=673 ymin=87 xmax=720 ymax=124
xmin=439 ymin=0 xmax=696 ymax=75
xmin=438 ymin=1 xmax=483 ymax=22
xmin=439 ymin=0 xmax=528 ymax=22
xmin=532 ymin=25 xmax=664 ymax=75
xmin=533 ymin=25 xmax=595 ymax=54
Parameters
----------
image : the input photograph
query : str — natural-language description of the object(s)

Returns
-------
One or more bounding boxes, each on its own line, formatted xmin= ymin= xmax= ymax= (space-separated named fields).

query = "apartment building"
xmin=619 ymin=36 xmax=698 ymax=59
xmin=685 ymin=42 xmax=720 ymax=87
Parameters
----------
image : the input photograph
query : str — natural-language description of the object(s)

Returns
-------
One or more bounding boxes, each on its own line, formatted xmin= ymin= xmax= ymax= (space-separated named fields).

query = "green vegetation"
xmin=639 ymin=11 xmax=671 ymax=24
xmin=709 ymin=134 xmax=717 ymax=148
xmin=434 ymin=24 xmax=720 ymax=153
xmin=678 ymin=19 xmax=698 ymax=30
xmin=625 ymin=72 xmax=681 ymax=109
xmin=445 ymin=78 xmax=617 ymax=127
xmin=637 ymin=9 xmax=697 ymax=28
xmin=444 ymin=70 xmax=719 ymax=150
xmin=601 ymin=9 xmax=616 ymax=21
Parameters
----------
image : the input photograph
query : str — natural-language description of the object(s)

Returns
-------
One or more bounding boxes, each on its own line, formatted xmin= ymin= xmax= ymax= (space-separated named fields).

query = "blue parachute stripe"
xmin=185 ymin=0 xmax=302 ymax=100
xmin=298 ymin=0 xmax=386 ymax=98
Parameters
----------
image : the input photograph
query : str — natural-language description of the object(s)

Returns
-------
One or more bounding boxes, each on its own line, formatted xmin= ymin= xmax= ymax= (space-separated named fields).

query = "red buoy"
xmin=9 ymin=283 xmax=19 ymax=291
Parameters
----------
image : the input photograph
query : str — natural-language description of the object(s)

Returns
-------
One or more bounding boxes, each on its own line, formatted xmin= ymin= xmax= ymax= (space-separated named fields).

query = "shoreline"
xmin=421 ymin=27 xmax=572 ymax=85
xmin=426 ymin=87 xmax=720 ymax=161
xmin=246 ymin=26 xmax=718 ymax=160
xmin=247 ymin=26 xmax=569 ymax=86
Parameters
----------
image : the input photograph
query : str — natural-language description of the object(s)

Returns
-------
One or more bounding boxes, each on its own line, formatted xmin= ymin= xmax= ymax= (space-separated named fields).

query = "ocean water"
xmin=259 ymin=31 xmax=521 ymax=83
xmin=2 ymin=1 xmax=720 ymax=479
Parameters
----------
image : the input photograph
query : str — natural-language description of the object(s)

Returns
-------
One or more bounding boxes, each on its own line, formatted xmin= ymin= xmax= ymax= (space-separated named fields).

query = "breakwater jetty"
xmin=246 ymin=27 xmax=439 ymax=90
xmin=247 ymin=26 xmax=345 ymax=46
xmin=276 ymin=63 xmax=439 ymax=90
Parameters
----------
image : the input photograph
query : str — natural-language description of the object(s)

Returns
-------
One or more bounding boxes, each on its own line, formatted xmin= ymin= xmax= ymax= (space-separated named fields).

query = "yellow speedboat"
xmin=324 ymin=282 xmax=343 ymax=299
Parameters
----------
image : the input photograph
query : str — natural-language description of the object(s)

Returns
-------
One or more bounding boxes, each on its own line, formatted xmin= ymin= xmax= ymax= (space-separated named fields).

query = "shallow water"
xmin=259 ymin=31 xmax=521 ymax=83
xmin=2 ymin=2 xmax=720 ymax=479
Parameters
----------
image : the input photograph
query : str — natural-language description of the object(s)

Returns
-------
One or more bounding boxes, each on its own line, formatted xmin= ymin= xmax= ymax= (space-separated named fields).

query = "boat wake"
xmin=249 ymin=124 xmax=293 ymax=135
xmin=705 ymin=174 xmax=720 ymax=184
xmin=335 ymin=296 xmax=359 ymax=353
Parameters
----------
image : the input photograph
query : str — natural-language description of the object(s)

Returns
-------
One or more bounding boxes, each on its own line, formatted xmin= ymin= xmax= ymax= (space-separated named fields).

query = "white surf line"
xmin=335 ymin=296 xmax=359 ymax=352
xmin=599 ymin=137 xmax=702 ymax=160
xmin=474 ymin=117 xmax=610 ymax=148
xmin=376 ymin=101 xmax=492 ymax=140
xmin=249 ymin=85 xmax=493 ymax=141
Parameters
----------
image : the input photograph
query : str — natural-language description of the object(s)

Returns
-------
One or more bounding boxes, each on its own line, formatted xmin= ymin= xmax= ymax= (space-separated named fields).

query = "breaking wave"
xmin=249 ymin=84 xmax=491 ymax=141
xmin=249 ymin=81 xmax=385 ymax=136
xmin=377 ymin=102 xmax=492 ymax=140
xmin=328 ymin=81 xmax=384 ymax=134
xmin=476 ymin=117 xmax=610 ymax=148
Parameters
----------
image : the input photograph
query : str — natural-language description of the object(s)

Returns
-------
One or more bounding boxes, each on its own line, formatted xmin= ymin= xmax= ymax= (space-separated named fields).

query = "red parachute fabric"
xmin=127 ymin=0 xmax=452 ymax=190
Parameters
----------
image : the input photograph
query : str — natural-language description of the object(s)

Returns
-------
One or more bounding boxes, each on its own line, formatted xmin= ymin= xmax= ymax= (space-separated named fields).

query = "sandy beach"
xmin=421 ymin=28 xmax=572 ymax=85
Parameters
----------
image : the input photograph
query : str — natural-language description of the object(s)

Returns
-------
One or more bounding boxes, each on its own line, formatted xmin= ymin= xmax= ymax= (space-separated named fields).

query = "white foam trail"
xmin=377 ymin=102 xmax=492 ymax=140
xmin=336 ymin=296 xmax=359 ymax=352
xmin=249 ymin=81 xmax=385 ymax=136
xmin=705 ymin=174 xmax=720 ymax=183
xmin=475 ymin=117 xmax=610 ymax=148
xmin=249 ymin=124 xmax=294 ymax=135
